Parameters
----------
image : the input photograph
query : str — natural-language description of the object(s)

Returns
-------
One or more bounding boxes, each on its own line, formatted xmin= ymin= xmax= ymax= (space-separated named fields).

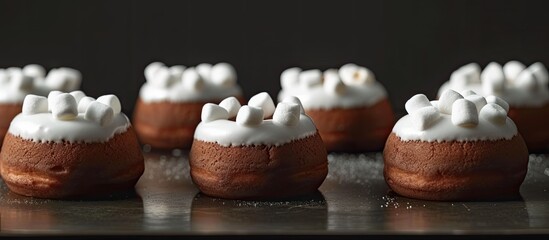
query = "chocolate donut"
xmin=133 ymin=62 xmax=243 ymax=150
xmin=384 ymin=90 xmax=528 ymax=201
xmin=278 ymin=64 xmax=394 ymax=152
xmin=190 ymin=92 xmax=328 ymax=200
xmin=438 ymin=61 xmax=549 ymax=152
xmin=0 ymin=92 xmax=144 ymax=199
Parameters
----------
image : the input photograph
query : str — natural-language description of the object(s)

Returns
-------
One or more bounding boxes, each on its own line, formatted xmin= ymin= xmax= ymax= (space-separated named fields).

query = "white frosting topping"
xmin=438 ymin=61 xmax=549 ymax=107
xmin=139 ymin=62 xmax=242 ymax=103
xmin=0 ymin=65 xmax=82 ymax=103
xmin=194 ymin=93 xmax=318 ymax=146
xmin=393 ymin=90 xmax=518 ymax=142
xmin=8 ymin=92 xmax=130 ymax=143
xmin=277 ymin=64 xmax=388 ymax=110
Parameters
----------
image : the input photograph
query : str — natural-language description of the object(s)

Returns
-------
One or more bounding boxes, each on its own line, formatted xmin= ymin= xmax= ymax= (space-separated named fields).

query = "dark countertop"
xmin=1 ymin=151 xmax=549 ymax=237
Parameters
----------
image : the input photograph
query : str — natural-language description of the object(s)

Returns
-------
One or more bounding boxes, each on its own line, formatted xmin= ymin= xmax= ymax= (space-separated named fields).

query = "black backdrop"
xmin=1 ymin=0 xmax=548 ymax=116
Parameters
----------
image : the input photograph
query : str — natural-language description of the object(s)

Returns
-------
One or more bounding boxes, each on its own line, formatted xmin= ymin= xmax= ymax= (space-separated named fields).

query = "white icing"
xmin=278 ymin=64 xmax=387 ymax=110
xmin=393 ymin=92 xmax=518 ymax=142
xmin=139 ymin=62 xmax=242 ymax=103
xmin=194 ymin=93 xmax=318 ymax=146
xmin=438 ymin=61 xmax=549 ymax=107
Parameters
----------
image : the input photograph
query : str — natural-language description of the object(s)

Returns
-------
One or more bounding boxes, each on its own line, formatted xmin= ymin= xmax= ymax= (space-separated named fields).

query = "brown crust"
xmin=305 ymin=98 xmax=394 ymax=152
xmin=383 ymin=133 xmax=529 ymax=201
xmin=0 ymin=127 xmax=144 ymax=199
xmin=0 ymin=103 xmax=22 ymax=147
xmin=189 ymin=133 xmax=328 ymax=200
xmin=508 ymin=104 xmax=549 ymax=152
xmin=132 ymin=97 xmax=244 ymax=150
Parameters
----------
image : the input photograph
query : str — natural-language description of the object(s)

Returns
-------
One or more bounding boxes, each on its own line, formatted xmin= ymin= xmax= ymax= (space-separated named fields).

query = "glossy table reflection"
xmin=1 ymin=151 xmax=549 ymax=236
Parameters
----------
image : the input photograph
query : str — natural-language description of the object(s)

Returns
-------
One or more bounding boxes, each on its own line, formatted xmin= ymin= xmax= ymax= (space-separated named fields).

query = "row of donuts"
xmin=0 ymin=61 xmax=546 ymax=201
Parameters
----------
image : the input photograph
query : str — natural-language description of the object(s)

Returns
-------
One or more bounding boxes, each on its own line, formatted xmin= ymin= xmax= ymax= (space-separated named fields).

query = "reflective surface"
xmin=1 ymin=151 xmax=549 ymax=236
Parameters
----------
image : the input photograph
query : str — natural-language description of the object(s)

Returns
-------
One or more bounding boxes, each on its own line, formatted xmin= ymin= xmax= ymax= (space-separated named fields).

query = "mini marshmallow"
xmin=97 ymin=94 xmax=122 ymax=114
xmin=0 ymin=69 xmax=7 ymax=84
xmin=236 ymin=106 xmax=264 ymax=126
xmin=22 ymin=95 xmax=48 ymax=115
xmin=182 ymin=68 xmax=205 ymax=91
xmin=438 ymin=89 xmax=464 ymax=114
xmin=57 ymin=67 xmax=82 ymax=91
xmin=201 ymin=103 xmax=229 ymax=122
xmin=481 ymin=62 xmax=505 ymax=94
xmin=503 ymin=61 xmax=526 ymax=83
xmin=451 ymin=99 xmax=478 ymax=127
xmin=485 ymin=95 xmax=509 ymax=112
xmin=514 ymin=68 xmax=538 ymax=92
xmin=458 ymin=63 xmax=481 ymax=83
xmin=196 ymin=63 xmax=212 ymax=81
xmin=51 ymin=93 xmax=78 ymax=120
xmin=273 ymin=102 xmax=300 ymax=126
xmin=461 ymin=90 xmax=478 ymax=97
xmin=405 ymin=94 xmax=431 ymax=114
xmin=248 ymin=92 xmax=275 ymax=118
xmin=528 ymin=62 xmax=549 ymax=86
xmin=280 ymin=67 xmax=301 ymax=89
xmin=85 ymin=101 xmax=114 ymax=126
xmin=144 ymin=62 xmax=165 ymax=81
xmin=323 ymin=69 xmax=346 ymax=95
xmin=210 ymin=63 xmax=237 ymax=87
xmin=339 ymin=64 xmax=374 ymax=86
xmin=45 ymin=69 xmax=76 ymax=91
xmin=169 ymin=65 xmax=186 ymax=81
xmin=281 ymin=96 xmax=305 ymax=114
xmin=9 ymin=70 xmax=33 ymax=90
xmin=22 ymin=64 xmax=46 ymax=79
xmin=299 ymin=69 xmax=322 ymax=88
xmin=480 ymin=103 xmax=507 ymax=125
xmin=464 ymin=94 xmax=487 ymax=112
xmin=149 ymin=67 xmax=173 ymax=88
xmin=47 ymin=90 xmax=63 ymax=111
xmin=430 ymin=100 xmax=439 ymax=109
xmin=70 ymin=90 xmax=86 ymax=104
xmin=219 ymin=96 xmax=241 ymax=118
xmin=409 ymin=106 xmax=440 ymax=131
xmin=78 ymin=96 xmax=96 ymax=113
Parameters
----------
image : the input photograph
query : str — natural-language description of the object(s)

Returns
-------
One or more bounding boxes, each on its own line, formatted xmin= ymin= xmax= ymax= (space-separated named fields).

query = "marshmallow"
xmin=236 ymin=106 xmax=264 ymax=126
xmin=22 ymin=64 xmax=46 ymax=79
xmin=514 ymin=68 xmax=538 ymax=92
xmin=461 ymin=90 xmax=478 ymax=97
xmin=219 ymin=96 xmax=241 ymax=118
xmin=45 ymin=69 xmax=76 ymax=91
xmin=78 ymin=96 xmax=96 ymax=113
xmin=181 ymin=67 xmax=205 ymax=91
xmin=464 ymin=94 xmax=487 ymax=112
xmin=485 ymin=95 xmax=509 ymax=112
xmin=201 ymin=103 xmax=229 ymax=122
xmin=273 ymin=102 xmax=300 ymax=126
xmin=323 ymin=69 xmax=346 ymax=95
xmin=97 ymin=94 xmax=122 ymax=114
xmin=280 ymin=67 xmax=301 ymax=89
xmin=481 ymin=62 xmax=505 ymax=94
xmin=85 ymin=101 xmax=114 ymax=126
xmin=457 ymin=63 xmax=481 ymax=84
xmin=339 ymin=63 xmax=374 ymax=86
xmin=149 ymin=67 xmax=173 ymax=88
xmin=299 ymin=69 xmax=322 ymax=88
xmin=51 ymin=93 xmax=78 ymax=120
xmin=210 ymin=63 xmax=237 ymax=87
xmin=438 ymin=89 xmax=464 ymax=114
xmin=169 ymin=65 xmax=186 ymax=82
xmin=0 ymin=69 xmax=7 ymax=84
xmin=144 ymin=62 xmax=165 ymax=81
xmin=22 ymin=95 xmax=48 ymax=115
xmin=248 ymin=92 xmax=275 ymax=118
xmin=480 ymin=103 xmax=507 ymax=125
xmin=528 ymin=62 xmax=549 ymax=86
xmin=196 ymin=63 xmax=212 ymax=81
xmin=405 ymin=94 xmax=431 ymax=114
xmin=70 ymin=90 xmax=86 ymax=104
xmin=9 ymin=70 xmax=33 ymax=90
xmin=409 ymin=106 xmax=440 ymax=131
xmin=47 ymin=91 xmax=63 ymax=111
xmin=451 ymin=99 xmax=478 ymax=127
xmin=57 ymin=67 xmax=81 ymax=91
xmin=503 ymin=61 xmax=526 ymax=83
xmin=430 ymin=100 xmax=439 ymax=109
xmin=281 ymin=96 xmax=305 ymax=114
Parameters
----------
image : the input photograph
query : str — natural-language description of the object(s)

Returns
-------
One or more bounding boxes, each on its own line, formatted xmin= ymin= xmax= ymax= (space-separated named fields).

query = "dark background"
xmin=1 ymin=0 xmax=548 ymax=116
